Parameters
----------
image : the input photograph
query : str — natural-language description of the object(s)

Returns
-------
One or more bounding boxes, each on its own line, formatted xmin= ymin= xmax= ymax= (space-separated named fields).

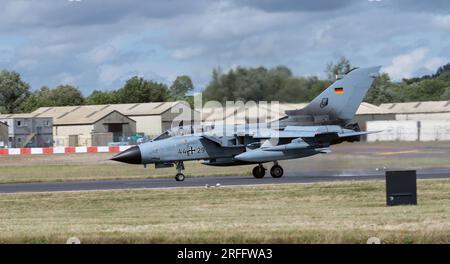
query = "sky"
xmin=1 ymin=0 xmax=450 ymax=95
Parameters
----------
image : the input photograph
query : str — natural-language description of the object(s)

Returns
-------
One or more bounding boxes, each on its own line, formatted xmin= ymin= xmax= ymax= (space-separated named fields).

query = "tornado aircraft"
xmin=111 ymin=66 xmax=381 ymax=181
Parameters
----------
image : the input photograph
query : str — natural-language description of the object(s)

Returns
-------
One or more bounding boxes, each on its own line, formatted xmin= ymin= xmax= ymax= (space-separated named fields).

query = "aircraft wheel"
xmin=252 ymin=166 xmax=265 ymax=179
xmin=270 ymin=165 xmax=284 ymax=178
xmin=175 ymin=173 xmax=185 ymax=182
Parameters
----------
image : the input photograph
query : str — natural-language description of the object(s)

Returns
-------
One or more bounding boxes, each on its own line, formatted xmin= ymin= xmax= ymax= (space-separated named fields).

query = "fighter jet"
xmin=111 ymin=66 xmax=381 ymax=181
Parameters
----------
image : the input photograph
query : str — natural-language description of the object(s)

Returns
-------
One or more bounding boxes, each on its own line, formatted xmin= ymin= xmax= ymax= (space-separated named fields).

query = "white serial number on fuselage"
xmin=178 ymin=146 xmax=206 ymax=156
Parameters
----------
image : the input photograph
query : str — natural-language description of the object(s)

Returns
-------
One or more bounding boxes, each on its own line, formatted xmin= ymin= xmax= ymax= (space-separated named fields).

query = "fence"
xmin=0 ymin=145 xmax=131 ymax=156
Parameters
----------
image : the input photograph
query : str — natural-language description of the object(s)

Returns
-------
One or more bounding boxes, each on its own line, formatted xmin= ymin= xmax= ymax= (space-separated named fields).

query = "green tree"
xmin=403 ymin=79 xmax=448 ymax=101
xmin=435 ymin=63 xmax=450 ymax=77
xmin=202 ymin=68 xmax=225 ymax=102
xmin=169 ymin=75 xmax=194 ymax=100
xmin=440 ymin=86 xmax=450 ymax=100
xmin=19 ymin=86 xmax=52 ymax=112
xmin=19 ymin=85 xmax=84 ymax=112
xmin=50 ymin=85 xmax=85 ymax=106
xmin=364 ymin=73 xmax=395 ymax=105
xmin=326 ymin=56 xmax=352 ymax=80
xmin=117 ymin=76 xmax=168 ymax=103
xmin=86 ymin=90 xmax=120 ymax=105
xmin=0 ymin=70 xmax=30 ymax=113
xmin=202 ymin=65 xmax=329 ymax=103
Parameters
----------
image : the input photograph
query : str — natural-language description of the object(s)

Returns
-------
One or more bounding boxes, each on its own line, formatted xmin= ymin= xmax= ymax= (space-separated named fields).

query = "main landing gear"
xmin=252 ymin=162 xmax=284 ymax=179
xmin=252 ymin=164 xmax=266 ymax=179
xmin=175 ymin=161 xmax=185 ymax=181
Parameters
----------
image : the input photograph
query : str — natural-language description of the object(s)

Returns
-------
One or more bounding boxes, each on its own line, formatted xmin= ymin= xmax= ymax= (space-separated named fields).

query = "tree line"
xmin=1 ymin=57 xmax=450 ymax=114
xmin=203 ymin=57 xmax=450 ymax=105
xmin=0 ymin=74 xmax=194 ymax=113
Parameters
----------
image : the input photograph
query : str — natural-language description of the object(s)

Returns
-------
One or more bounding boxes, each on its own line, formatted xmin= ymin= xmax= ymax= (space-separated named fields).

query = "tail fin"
xmin=286 ymin=66 xmax=381 ymax=125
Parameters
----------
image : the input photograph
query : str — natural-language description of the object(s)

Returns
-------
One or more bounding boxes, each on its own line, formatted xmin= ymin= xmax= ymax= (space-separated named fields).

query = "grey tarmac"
xmin=0 ymin=168 xmax=449 ymax=193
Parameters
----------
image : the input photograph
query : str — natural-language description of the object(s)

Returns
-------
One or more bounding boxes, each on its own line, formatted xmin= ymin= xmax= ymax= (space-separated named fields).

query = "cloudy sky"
xmin=1 ymin=0 xmax=450 ymax=94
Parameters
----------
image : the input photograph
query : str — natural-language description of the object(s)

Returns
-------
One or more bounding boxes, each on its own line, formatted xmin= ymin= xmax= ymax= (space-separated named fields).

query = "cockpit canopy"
xmin=152 ymin=125 xmax=217 ymax=141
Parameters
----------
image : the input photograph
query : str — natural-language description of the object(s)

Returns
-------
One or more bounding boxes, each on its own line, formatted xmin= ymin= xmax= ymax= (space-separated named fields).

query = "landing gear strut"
xmin=175 ymin=161 xmax=185 ymax=181
xmin=252 ymin=164 xmax=266 ymax=179
xmin=270 ymin=161 xmax=284 ymax=178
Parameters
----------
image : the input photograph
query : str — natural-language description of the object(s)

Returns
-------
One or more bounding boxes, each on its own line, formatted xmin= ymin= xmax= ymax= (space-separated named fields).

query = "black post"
xmin=385 ymin=170 xmax=417 ymax=206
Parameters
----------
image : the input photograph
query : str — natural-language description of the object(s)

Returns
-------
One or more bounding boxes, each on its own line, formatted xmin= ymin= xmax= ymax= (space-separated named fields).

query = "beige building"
xmin=31 ymin=102 xmax=193 ymax=145
xmin=380 ymin=101 xmax=450 ymax=120
xmin=32 ymin=107 xmax=136 ymax=147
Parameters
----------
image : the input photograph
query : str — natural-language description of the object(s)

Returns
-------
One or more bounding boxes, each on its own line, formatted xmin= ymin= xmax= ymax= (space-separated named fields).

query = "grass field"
xmin=0 ymin=179 xmax=449 ymax=243
xmin=1 ymin=142 xmax=450 ymax=184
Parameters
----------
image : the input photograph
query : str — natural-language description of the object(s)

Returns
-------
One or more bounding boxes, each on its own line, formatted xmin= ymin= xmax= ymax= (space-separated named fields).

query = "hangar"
xmin=31 ymin=101 xmax=193 ymax=146
xmin=0 ymin=114 xmax=53 ymax=147
xmin=380 ymin=100 xmax=450 ymax=121
xmin=29 ymin=106 xmax=136 ymax=146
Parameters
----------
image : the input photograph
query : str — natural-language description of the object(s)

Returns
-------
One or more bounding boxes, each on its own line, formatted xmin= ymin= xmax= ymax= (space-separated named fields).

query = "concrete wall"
xmin=367 ymin=121 xmax=418 ymax=141
xmin=419 ymin=120 xmax=450 ymax=141
xmin=54 ymin=124 xmax=93 ymax=146
xmin=130 ymin=115 xmax=162 ymax=137
xmin=366 ymin=120 xmax=450 ymax=141
xmin=353 ymin=113 xmax=396 ymax=141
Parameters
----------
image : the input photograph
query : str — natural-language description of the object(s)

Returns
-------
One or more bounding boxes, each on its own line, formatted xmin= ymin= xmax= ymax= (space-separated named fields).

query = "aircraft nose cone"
xmin=110 ymin=146 xmax=142 ymax=164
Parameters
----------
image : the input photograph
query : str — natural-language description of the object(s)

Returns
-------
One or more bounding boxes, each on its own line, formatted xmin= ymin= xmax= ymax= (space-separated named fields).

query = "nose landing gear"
xmin=175 ymin=161 xmax=185 ymax=181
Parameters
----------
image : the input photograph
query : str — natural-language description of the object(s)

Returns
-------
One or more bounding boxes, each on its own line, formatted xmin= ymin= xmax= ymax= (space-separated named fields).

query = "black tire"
xmin=252 ymin=166 xmax=265 ymax=179
xmin=270 ymin=165 xmax=284 ymax=178
xmin=175 ymin=173 xmax=185 ymax=182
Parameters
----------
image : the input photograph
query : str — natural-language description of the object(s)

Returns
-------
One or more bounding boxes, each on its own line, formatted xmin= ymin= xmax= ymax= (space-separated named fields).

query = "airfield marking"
xmin=376 ymin=150 xmax=420 ymax=155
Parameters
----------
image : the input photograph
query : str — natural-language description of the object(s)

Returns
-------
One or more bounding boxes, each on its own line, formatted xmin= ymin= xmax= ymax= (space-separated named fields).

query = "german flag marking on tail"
xmin=334 ymin=87 xmax=344 ymax=94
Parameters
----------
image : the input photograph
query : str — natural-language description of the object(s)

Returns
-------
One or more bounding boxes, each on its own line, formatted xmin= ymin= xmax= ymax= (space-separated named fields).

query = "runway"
xmin=1 ymin=168 xmax=450 ymax=193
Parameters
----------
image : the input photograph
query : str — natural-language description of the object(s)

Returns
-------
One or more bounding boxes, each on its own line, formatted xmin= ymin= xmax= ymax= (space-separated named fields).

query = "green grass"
xmin=0 ymin=162 xmax=253 ymax=184
xmin=0 ymin=179 xmax=450 ymax=243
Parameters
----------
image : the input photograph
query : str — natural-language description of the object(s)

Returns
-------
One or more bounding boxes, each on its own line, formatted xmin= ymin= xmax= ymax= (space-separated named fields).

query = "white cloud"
xmin=98 ymin=62 xmax=166 ymax=87
xmin=0 ymin=47 xmax=14 ymax=62
xmin=424 ymin=57 xmax=447 ymax=71
xmin=15 ymin=59 xmax=37 ymax=69
xmin=385 ymin=48 xmax=448 ymax=80
xmin=170 ymin=46 xmax=204 ymax=60
xmin=432 ymin=15 xmax=450 ymax=30
xmin=98 ymin=64 xmax=127 ymax=86
xmin=0 ymin=0 xmax=450 ymax=92
xmin=82 ymin=45 xmax=117 ymax=64
xmin=57 ymin=72 xmax=78 ymax=85
xmin=384 ymin=48 xmax=428 ymax=80
xmin=238 ymin=35 xmax=276 ymax=58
